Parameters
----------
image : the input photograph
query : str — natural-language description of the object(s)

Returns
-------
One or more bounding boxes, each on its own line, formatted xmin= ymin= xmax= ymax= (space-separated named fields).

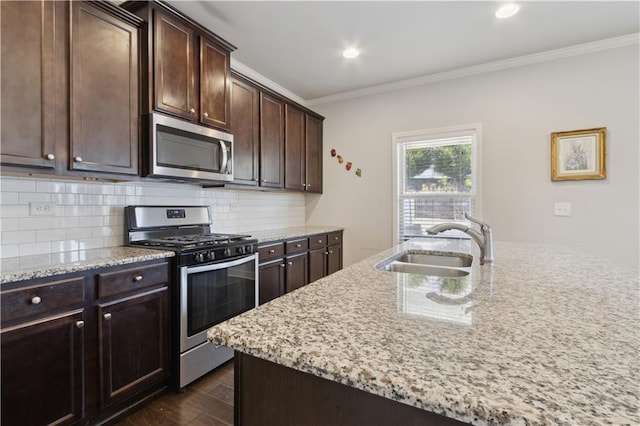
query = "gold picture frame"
xmin=551 ymin=127 xmax=606 ymax=181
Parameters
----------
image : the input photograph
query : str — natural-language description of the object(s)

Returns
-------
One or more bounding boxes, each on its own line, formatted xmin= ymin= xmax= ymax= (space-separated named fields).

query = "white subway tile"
xmin=92 ymin=226 xmax=118 ymax=238
xmin=1 ymin=218 xmax=20 ymax=231
xmin=66 ymin=205 xmax=93 ymax=216
xmin=103 ymin=195 xmax=125 ymax=206
xmin=103 ymin=215 xmax=123 ymax=226
xmin=78 ymin=237 xmax=102 ymax=250
xmin=20 ymin=241 xmax=51 ymax=256
xmin=103 ymin=235 xmax=124 ymax=247
xmin=37 ymin=229 xmax=66 ymax=242
xmin=20 ymin=217 xmax=52 ymax=230
xmin=78 ymin=194 xmax=103 ymax=205
xmin=0 ymin=244 xmax=20 ymax=258
xmin=19 ymin=192 xmax=52 ymax=204
xmin=52 ymin=216 xmax=80 ymax=229
xmin=91 ymin=205 xmax=116 ymax=216
xmin=0 ymin=192 xmax=19 ymax=205
xmin=1 ymin=177 xmax=35 ymax=193
xmin=2 ymin=230 xmax=36 ymax=244
xmin=36 ymin=180 xmax=66 ymax=193
xmin=77 ymin=216 xmax=103 ymax=228
xmin=52 ymin=193 xmax=78 ymax=205
xmin=66 ymin=182 xmax=93 ymax=194
xmin=0 ymin=205 xmax=29 ymax=218
xmin=66 ymin=228 xmax=93 ymax=239
xmin=51 ymin=240 xmax=79 ymax=253
xmin=91 ymin=184 xmax=115 ymax=195
xmin=114 ymin=184 xmax=136 ymax=196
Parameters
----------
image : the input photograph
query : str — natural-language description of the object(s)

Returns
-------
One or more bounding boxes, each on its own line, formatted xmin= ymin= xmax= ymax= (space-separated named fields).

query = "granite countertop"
xmin=241 ymin=226 xmax=344 ymax=244
xmin=1 ymin=247 xmax=174 ymax=284
xmin=208 ymin=239 xmax=639 ymax=425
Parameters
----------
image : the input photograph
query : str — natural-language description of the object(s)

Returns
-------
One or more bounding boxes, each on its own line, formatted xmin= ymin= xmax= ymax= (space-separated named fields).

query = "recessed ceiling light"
xmin=495 ymin=3 xmax=520 ymax=19
xmin=342 ymin=48 xmax=360 ymax=59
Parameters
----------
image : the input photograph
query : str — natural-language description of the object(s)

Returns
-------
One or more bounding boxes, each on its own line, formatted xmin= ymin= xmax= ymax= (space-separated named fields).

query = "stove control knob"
xmin=236 ymin=245 xmax=245 ymax=254
xmin=245 ymin=245 xmax=254 ymax=253
xmin=223 ymin=247 xmax=232 ymax=257
xmin=207 ymin=251 xmax=216 ymax=261
xmin=194 ymin=253 xmax=205 ymax=263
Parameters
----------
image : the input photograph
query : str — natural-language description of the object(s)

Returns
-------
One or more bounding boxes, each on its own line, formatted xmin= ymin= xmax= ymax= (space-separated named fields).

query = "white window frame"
xmin=391 ymin=123 xmax=483 ymax=244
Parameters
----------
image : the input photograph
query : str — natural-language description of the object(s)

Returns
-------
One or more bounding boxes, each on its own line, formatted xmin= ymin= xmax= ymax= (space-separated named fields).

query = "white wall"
xmin=306 ymin=45 xmax=639 ymax=270
xmin=0 ymin=177 xmax=305 ymax=258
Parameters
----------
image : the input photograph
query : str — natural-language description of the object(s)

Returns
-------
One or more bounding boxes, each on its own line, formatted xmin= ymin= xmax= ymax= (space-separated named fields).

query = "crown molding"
xmin=307 ymin=33 xmax=640 ymax=106
xmin=230 ymin=59 xmax=307 ymax=106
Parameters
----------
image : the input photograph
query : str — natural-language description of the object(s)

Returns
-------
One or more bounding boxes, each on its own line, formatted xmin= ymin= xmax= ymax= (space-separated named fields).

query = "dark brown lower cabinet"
xmin=308 ymin=247 xmax=327 ymax=283
xmin=327 ymin=243 xmax=343 ymax=275
xmin=284 ymin=253 xmax=308 ymax=293
xmin=98 ymin=287 xmax=169 ymax=408
xmin=258 ymin=259 xmax=285 ymax=305
xmin=1 ymin=311 xmax=84 ymax=426
xmin=235 ymin=352 xmax=465 ymax=426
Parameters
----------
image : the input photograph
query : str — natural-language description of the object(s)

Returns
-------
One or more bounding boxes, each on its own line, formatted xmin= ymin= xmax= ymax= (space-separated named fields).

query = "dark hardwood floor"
xmin=114 ymin=361 xmax=234 ymax=426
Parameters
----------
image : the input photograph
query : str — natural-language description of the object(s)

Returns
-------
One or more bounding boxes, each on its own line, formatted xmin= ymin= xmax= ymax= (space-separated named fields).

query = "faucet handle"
xmin=464 ymin=212 xmax=491 ymax=231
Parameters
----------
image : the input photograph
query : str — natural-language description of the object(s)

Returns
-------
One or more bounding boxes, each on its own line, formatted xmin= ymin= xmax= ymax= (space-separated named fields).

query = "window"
xmin=392 ymin=124 xmax=482 ymax=243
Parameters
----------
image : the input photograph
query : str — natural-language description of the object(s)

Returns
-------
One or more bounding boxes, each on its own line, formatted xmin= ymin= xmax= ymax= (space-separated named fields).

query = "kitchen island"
xmin=207 ymin=239 xmax=639 ymax=425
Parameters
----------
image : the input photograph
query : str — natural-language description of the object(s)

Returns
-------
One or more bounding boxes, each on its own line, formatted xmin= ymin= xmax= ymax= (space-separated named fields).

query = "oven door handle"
xmin=184 ymin=253 xmax=256 ymax=274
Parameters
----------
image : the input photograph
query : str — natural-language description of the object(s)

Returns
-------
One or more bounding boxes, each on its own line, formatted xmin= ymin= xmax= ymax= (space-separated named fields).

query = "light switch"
xmin=554 ymin=202 xmax=571 ymax=217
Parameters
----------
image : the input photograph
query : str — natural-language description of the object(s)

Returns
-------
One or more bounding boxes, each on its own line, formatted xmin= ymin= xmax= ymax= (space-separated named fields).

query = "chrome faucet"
xmin=426 ymin=213 xmax=494 ymax=265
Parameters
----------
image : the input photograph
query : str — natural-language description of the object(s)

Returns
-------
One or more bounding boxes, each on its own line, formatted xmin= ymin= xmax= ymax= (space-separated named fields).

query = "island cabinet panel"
xmin=0 ymin=0 xmax=58 ymax=170
xmin=230 ymin=76 xmax=260 ymax=186
xmin=70 ymin=1 xmax=139 ymax=175
xmin=259 ymin=93 xmax=285 ymax=188
xmin=284 ymin=105 xmax=306 ymax=191
xmin=98 ymin=287 xmax=169 ymax=409
xmin=200 ymin=36 xmax=231 ymax=130
xmin=153 ymin=10 xmax=197 ymax=120
xmin=235 ymin=353 xmax=465 ymax=426
xmin=305 ymin=114 xmax=324 ymax=193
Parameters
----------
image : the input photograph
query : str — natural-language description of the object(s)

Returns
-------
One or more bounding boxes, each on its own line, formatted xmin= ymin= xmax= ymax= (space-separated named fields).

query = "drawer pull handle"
xmin=103 ymin=313 xmax=112 ymax=321
xmin=190 ymin=107 xmax=196 ymax=114
xmin=76 ymin=321 xmax=85 ymax=329
xmin=30 ymin=296 xmax=42 ymax=305
xmin=287 ymin=261 xmax=293 ymax=266
xmin=203 ymin=111 xmax=209 ymax=117
xmin=280 ymin=264 xmax=285 ymax=268
xmin=268 ymin=249 xmax=275 ymax=254
xmin=133 ymin=275 xmax=143 ymax=282
xmin=295 ymin=244 xmax=301 ymax=248
xmin=317 ymin=240 xmax=322 ymax=244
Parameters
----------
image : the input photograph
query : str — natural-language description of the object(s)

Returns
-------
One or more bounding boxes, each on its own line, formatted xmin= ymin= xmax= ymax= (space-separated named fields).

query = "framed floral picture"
xmin=551 ymin=127 xmax=606 ymax=181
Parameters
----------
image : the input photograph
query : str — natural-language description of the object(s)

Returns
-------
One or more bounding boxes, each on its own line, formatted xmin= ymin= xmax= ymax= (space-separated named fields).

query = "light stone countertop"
xmin=208 ymin=239 xmax=640 ymax=425
xmin=0 ymin=247 xmax=174 ymax=285
xmin=240 ymin=226 xmax=344 ymax=244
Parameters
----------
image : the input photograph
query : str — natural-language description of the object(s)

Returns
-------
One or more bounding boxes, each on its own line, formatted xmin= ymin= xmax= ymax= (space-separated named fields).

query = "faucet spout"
xmin=426 ymin=213 xmax=494 ymax=265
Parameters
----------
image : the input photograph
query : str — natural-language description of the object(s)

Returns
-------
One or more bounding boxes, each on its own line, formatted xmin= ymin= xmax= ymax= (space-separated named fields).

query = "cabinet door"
xmin=284 ymin=105 xmax=306 ymax=191
xmin=258 ymin=259 xmax=285 ymax=305
xmin=98 ymin=288 xmax=169 ymax=408
xmin=1 ymin=311 xmax=84 ymax=426
xmin=305 ymin=114 xmax=324 ymax=193
xmin=259 ymin=93 xmax=285 ymax=188
xmin=231 ymin=77 xmax=259 ymax=185
xmin=200 ymin=36 xmax=230 ymax=130
xmin=0 ymin=0 xmax=57 ymax=170
xmin=154 ymin=10 xmax=196 ymax=120
xmin=308 ymin=248 xmax=327 ymax=284
xmin=327 ymin=244 xmax=343 ymax=275
xmin=285 ymin=253 xmax=308 ymax=293
xmin=70 ymin=2 xmax=139 ymax=175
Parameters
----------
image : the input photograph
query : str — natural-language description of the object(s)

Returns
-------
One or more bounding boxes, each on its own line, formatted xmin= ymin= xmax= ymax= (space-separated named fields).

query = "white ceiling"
xmin=166 ymin=1 xmax=640 ymax=103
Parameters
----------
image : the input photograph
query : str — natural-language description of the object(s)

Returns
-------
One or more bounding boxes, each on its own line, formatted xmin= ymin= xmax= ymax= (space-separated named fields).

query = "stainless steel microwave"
xmin=146 ymin=113 xmax=233 ymax=183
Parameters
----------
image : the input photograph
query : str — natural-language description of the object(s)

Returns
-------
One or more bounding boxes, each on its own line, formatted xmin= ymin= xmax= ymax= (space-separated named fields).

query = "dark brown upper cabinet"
xmin=1 ymin=1 xmax=142 ymax=178
xmin=230 ymin=75 xmax=260 ymax=186
xmin=305 ymin=114 xmax=324 ymax=193
xmin=70 ymin=1 xmax=140 ymax=175
xmin=260 ymin=93 xmax=285 ymax=188
xmin=285 ymin=105 xmax=306 ymax=191
xmin=127 ymin=2 xmax=234 ymax=132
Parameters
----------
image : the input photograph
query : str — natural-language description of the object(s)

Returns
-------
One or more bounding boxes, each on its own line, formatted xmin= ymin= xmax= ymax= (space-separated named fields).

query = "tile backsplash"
xmin=0 ymin=176 xmax=305 ymax=259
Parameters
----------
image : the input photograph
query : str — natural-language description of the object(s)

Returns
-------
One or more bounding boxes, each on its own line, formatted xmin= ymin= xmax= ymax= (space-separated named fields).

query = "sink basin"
xmin=381 ymin=262 xmax=470 ymax=277
xmin=397 ymin=253 xmax=472 ymax=268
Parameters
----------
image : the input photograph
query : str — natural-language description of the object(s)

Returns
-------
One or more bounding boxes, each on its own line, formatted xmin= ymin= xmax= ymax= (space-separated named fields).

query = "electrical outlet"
xmin=29 ymin=201 xmax=56 ymax=216
xmin=554 ymin=202 xmax=571 ymax=217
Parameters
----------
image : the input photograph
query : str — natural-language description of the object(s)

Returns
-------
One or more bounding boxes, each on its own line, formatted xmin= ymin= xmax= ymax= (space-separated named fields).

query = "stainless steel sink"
xmin=382 ymin=262 xmax=470 ymax=277
xmin=396 ymin=253 xmax=472 ymax=268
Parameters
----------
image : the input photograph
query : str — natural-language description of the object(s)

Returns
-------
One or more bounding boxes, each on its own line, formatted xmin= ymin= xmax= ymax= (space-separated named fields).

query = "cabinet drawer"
xmin=285 ymin=238 xmax=308 ymax=254
xmin=97 ymin=262 xmax=169 ymax=299
xmin=258 ymin=243 xmax=284 ymax=262
xmin=309 ymin=234 xmax=327 ymax=250
xmin=1 ymin=276 xmax=85 ymax=324
xmin=328 ymin=231 xmax=343 ymax=246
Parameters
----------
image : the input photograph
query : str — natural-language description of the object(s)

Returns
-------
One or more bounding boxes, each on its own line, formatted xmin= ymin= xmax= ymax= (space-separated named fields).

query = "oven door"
xmin=179 ymin=253 xmax=258 ymax=353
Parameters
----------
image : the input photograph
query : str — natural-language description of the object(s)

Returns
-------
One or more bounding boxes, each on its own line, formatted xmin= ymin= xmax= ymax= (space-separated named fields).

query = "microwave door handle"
xmin=220 ymin=140 xmax=228 ymax=174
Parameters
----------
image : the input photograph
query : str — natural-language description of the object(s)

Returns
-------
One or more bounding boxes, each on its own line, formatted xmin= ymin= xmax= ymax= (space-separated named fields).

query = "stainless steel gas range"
xmin=125 ymin=205 xmax=258 ymax=389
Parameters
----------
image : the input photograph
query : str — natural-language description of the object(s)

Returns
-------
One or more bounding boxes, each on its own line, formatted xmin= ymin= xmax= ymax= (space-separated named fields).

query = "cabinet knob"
xmin=307 ymin=184 xmax=311 ymax=189
xmin=45 ymin=153 xmax=55 ymax=160
xmin=317 ymin=240 xmax=322 ymax=244
xmin=280 ymin=263 xmax=285 ymax=268
xmin=30 ymin=296 xmax=42 ymax=305
xmin=74 ymin=156 xmax=83 ymax=162
xmin=261 ymin=179 xmax=266 ymax=183
xmin=329 ymin=250 xmax=334 ymax=254
xmin=190 ymin=108 xmax=196 ymax=114
xmin=287 ymin=261 xmax=293 ymax=266
xmin=334 ymin=236 xmax=339 ymax=240
xmin=295 ymin=244 xmax=301 ymax=248
xmin=133 ymin=275 xmax=143 ymax=282
xmin=103 ymin=313 xmax=112 ymax=321
xmin=268 ymin=249 xmax=275 ymax=254
xmin=203 ymin=112 xmax=209 ymax=117
xmin=324 ymin=251 xmax=329 ymax=255
xmin=76 ymin=321 xmax=85 ymax=329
